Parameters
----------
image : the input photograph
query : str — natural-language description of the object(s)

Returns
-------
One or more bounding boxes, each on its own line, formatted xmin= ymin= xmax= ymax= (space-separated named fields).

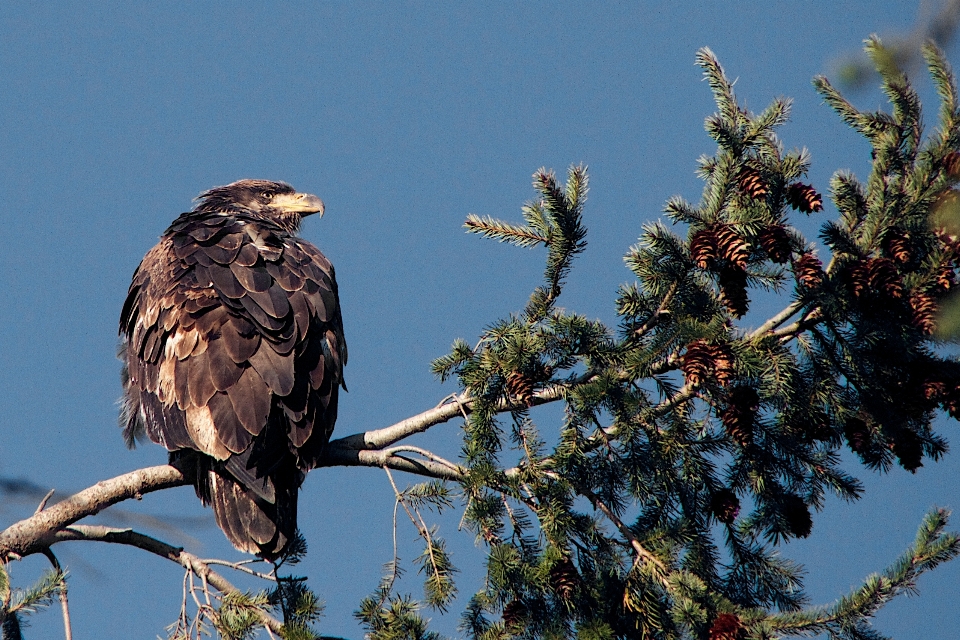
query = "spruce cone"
xmin=882 ymin=229 xmax=911 ymax=264
xmin=721 ymin=386 xmax=759 ymax=447
xmin=502 ymin=599 xmax=526 ymax=629
xmin=682 ymin=340 xmax=715 ymax=387
xmin=782 ymin=494 xmax=812 ymax=538
xmin=868 ymin=257 xmax=903 ymax=299
xmin=843 ymin=417 xmax=871 ymax=454
xmin=710 ymin=488 xmax=740 ymax=524
xmin=505 ymin=371 xmax=536 ymax=407
xmin=933 ymin=263 xmax=956 ymax=294
xmin=889 ymin=431 xmax=924 ymax=472
xmin=549 ymin=556 xmax=580 ymax=601
xmin=793 ymin=253 xmax=824 ymax=289
xmin=758 ymin=224 xmax=792 ymax=264
xmin=842 ymin=259 xmax=871 ymax=297
xmin=712 ymin=343 xmax=735 ymax=386
xmin=786 ymin=182 xmax=823 ymax=213
xmin=709 ymin=613 xmax=745 ymax=640
xmin=682 ymin=340 xmax=735 ymax=387
xmin=737 ymin=166 xmax=768 ymax=199
xmin=719 ymin=267 xmax=749 ymax=317
xmin=690 ymin=227 xmax=720 ymax=269
xmin=944 ymin=151 xmax=960 ymax=179
xmin=909 ymin=292 xmax=937 ymax=334
xmin=715 ymin=224 xmax=750 ymax=269
xmin=798 ymin=410 xmax=833 ymax=443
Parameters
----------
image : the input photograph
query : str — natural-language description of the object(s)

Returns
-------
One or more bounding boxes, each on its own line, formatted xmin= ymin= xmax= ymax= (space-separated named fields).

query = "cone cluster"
xmin=842 ymin=257 xmax=904 ymax=299
xmin=682 ymin=340 xmax=734 ymax=387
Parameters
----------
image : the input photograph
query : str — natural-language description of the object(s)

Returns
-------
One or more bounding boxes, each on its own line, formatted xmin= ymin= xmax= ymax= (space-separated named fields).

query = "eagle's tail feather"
xmin=207 ymin=471 xmax=296 ymax=560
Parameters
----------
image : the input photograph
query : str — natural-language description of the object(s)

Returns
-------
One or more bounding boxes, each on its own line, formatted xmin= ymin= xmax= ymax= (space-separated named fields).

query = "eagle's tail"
xmin=207 ymin=470 xmax=298 ymax=560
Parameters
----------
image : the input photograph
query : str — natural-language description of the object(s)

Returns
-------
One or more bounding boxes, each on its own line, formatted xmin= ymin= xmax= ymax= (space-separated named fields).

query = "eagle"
xmin=119 ymin=179 xmax=347 ymax=559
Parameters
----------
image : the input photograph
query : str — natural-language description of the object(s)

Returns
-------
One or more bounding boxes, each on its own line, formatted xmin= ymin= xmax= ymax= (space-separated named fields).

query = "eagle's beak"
xmin=273 ymin=192 xmax=325 ymax=217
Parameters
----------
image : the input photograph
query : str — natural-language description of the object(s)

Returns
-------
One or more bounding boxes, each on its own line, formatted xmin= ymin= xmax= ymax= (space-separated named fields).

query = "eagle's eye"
xmin=260 ymin=191 xmax=275 ymax=200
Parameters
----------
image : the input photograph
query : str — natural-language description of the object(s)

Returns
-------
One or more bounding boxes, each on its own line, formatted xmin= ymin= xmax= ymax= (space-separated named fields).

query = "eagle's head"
xmin=194 ymin=179 xmax=325 ymax=233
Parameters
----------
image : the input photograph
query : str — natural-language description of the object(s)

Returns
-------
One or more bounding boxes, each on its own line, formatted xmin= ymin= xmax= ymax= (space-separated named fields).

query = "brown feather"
xmin=248 ymin=341 xmax=295 ymax=396
xmin=226 ymin=367 xmax=271 ymax=436
xmin=207 ymin=263 xmax=247 ymax=298
xmin=207 ymin=337 xmax=245 ymax=391
xmin=230 ymin=261 xmax=272 ymax=292
xmin=221 ymin=316 xmax=262 ymax=363
xmin=208 ymin=390 xmax=251 ymax=454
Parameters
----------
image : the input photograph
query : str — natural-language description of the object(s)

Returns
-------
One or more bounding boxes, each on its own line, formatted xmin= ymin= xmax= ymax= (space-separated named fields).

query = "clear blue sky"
xmin=0 ymin=2 xmax=957 ymax=638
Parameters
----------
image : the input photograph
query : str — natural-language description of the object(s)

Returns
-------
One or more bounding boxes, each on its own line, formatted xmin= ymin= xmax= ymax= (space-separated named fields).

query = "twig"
xmin=581 ymin=489 xmax=668 ymax=580
xmin=380 ymin=445 xmax=462 ymax=473
xmin=41 ymin=549 xmax=70 ymax=640
xmin=200 ymin=558 xmax=278 ymax=581
xmin=633 ymin=281 xmax=679 ymax=337
xmin=49 ymin=525 xmax=284 ymax=635
xmin=35 ymin=489 xmax=56 ymax=515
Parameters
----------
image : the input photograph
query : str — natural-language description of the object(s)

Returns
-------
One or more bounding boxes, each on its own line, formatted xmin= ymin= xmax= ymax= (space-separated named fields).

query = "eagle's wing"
xmin=119 ymin=215 xmax=346 ymax=470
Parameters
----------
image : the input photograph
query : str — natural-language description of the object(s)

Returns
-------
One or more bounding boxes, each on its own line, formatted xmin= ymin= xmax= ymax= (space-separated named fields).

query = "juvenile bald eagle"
xmin=119 ymin=179 xmax=346 ymax=559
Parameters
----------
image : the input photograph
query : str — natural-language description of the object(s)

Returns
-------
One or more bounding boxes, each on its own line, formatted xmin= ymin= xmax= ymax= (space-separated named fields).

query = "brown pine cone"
xmin=909 ymin=292 xmax=937 ymax=334
xmin=944 ymin=151 xmax=960 ymax=179
xmin=933 ymin=262 xmax=957 ymax=294
xmin=721 ymin=386 xmax=759 ymax=447
xmin=737 ymin=166 xmax=768 ymax=199
xmin=881 ymin=229 xmax=911 ymax=264
xmin=549 ymin=556 xmax=580 ymax=601
xmin=868 ymin=257 xmax=904 ymax=299
xmin=682 ymin=340 xmax=715 ymax=387
xmin=715 ymin=224 xmax=750 ymax=269
xmin=757 ymin=224 xmax=792 ymax=263
xmin=709 ymin=613 xmax=745 ymax=640
xmin=843 ymin=417 xmax=871 ymax=454
xmin=502 ymin=599 xmax=526 ymax=629
xmin=782 ymin=494 xmax=812 ymax=538
xmin=712 ymin=343 xmax=735 ymax=386
xmin=710 ymin=488 xmax=741 ymax=524
xmin=719 ymin=267 xmax=749 ymax=317
xmin=505 ymin=371 xmax=536 ymax=407
xmin=793 ymin=253 xmax=824 ymax=289
xmin=842 ymin=259 xmax=871 ymax=298
xmin=889 ymin=431 xmax=924 ymax=472
xmin=690 ymin=227 xmax=720 ymax=269
xmin=786 ymin=182 xmax=823 ymax=213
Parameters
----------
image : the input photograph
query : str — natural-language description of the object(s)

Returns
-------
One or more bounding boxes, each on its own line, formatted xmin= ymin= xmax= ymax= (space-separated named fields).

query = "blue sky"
xmin=0 ymin=2 xmax=958 ymax=638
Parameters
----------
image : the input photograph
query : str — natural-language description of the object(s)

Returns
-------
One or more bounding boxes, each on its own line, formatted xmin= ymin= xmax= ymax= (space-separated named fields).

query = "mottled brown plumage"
xmin=119 ymin=179 xmax=346 ymax=559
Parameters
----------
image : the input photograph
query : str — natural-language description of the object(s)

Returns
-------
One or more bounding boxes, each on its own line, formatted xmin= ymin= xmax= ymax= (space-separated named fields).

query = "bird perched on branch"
xmin=119 ymin=179 xmax=347 ymax=559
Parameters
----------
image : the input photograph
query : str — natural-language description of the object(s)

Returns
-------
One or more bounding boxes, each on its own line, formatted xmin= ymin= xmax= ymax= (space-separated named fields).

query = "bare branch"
xmin=0 ymin=464 xmax=188 ymax=561
xmin=327 ymin=383 xmax=569 ymax=453
xmin=52 ymin=525 xmax=284 ymax=634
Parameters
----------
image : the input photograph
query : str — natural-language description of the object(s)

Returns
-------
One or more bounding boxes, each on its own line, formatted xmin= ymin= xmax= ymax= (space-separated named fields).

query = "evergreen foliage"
xmin=412 ymin=39 xmax=960 ymax=639
xmin=0 ymin=564 xmax=65 ymax=640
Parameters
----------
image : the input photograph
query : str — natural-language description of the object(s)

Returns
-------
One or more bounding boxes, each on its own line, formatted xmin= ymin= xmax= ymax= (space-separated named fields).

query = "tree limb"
xmin=52 ymin=524 xmax=283 ymax=634
xmin=0 ymin=464 xmax=188 ymax=561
